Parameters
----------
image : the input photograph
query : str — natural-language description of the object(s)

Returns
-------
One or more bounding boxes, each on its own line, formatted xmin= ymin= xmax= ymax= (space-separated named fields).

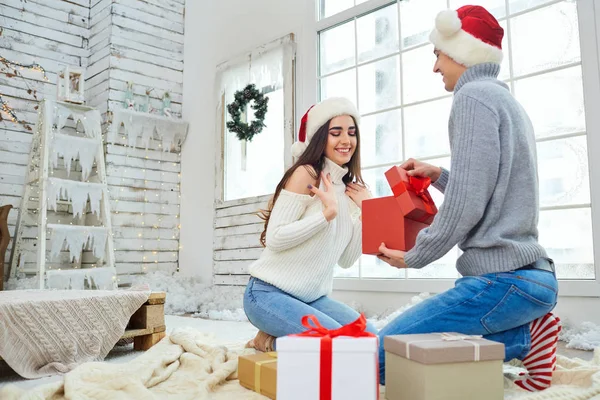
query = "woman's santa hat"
xmin=291 ymin=97 xmax=360 ymax=158
xmin=429 ymin=5 xmax=504 ymax=67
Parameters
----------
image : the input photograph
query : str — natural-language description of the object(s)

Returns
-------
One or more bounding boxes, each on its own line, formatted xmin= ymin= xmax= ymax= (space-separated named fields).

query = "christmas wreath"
xmin=226 ymin=84 xmax=269 ymax=142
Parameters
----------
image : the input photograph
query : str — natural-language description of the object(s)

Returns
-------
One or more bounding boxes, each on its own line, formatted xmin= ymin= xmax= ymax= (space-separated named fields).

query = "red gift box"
xmin=384 ymin=166 xmax=437 ymax=224
xmin=362 ymin=196 xmax=429 ymax=255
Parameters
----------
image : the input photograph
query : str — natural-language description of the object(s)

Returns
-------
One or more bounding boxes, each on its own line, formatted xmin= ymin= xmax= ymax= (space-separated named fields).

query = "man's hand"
xmin=401 ymin=158 xmax=442 ymax=183
xmin=377 ymin=243 xmax=408 ymax=269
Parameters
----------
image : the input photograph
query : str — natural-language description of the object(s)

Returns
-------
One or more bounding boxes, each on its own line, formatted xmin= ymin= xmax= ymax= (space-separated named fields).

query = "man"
xmin=376 ymin=5 xmax=560 ymax=392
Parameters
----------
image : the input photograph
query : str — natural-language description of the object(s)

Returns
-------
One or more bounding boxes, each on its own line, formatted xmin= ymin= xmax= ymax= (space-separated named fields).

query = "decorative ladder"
xmin=9 ymin=99 xmax=116 ymax=290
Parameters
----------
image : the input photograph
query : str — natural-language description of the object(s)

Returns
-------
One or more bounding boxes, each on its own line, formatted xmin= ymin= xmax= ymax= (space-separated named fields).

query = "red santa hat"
xmin=291 ymin=97 xmax=360 ymax=158
xmin=429 ymin=5 xmax=504 ymax=67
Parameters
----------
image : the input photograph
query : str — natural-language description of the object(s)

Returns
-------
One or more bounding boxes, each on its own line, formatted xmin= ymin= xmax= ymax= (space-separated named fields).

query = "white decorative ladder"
xmin=9 ymin=99 xmax=116 ymax=290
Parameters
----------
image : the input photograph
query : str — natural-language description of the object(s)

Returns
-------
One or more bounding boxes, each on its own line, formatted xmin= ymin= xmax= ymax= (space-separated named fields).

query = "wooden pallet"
xmin=126 ymin=291 xmax=167 ymax=350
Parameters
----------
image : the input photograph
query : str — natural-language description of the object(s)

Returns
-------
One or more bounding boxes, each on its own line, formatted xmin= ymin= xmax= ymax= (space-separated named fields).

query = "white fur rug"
xmin=2 ymin=327 xmax=599 ymax=400
xmin=0 ymin=329 xmax=268 ymax=400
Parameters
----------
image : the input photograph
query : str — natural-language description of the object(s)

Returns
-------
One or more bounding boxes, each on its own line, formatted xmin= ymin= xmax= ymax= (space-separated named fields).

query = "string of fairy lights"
xmin=0 ymin=55 xmax=49 ymax=123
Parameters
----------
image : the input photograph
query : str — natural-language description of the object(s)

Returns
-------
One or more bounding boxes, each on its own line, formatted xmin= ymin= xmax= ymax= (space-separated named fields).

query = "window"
xmin=314 ymin=0 xmax=599 ymax=290
xmin=215 ymin=35 xmax=296 ymax=204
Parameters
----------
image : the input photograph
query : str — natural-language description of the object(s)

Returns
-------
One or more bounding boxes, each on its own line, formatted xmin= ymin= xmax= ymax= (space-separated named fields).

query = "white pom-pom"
xmin=291 ymin=141 xmax=307 ymax=158
xmin=435 ymin=9 xmax=461 ymax=37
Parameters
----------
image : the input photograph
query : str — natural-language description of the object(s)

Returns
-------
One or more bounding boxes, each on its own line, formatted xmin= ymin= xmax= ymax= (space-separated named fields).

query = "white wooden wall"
xmin=1 ymin=0 xmax=90 ymax=277
xmin=86 ymin=0 xmax=185 ymax=286
xmin=213 ymin=196 xmax=269 ymax=286
xmin=1 ymin=0 xmax=185 ymax=286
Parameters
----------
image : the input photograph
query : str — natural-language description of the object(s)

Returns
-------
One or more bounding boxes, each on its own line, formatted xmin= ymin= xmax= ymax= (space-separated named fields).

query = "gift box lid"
xmin=384 ymin=333 xmax=505 ymax=365
xmin=277 ymin=336 xmax=378 ymax=353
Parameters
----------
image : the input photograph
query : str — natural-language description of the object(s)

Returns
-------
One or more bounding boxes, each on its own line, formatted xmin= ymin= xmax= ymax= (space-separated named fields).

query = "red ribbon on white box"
xmin=405 ymin=333 xmax=483 ymax=362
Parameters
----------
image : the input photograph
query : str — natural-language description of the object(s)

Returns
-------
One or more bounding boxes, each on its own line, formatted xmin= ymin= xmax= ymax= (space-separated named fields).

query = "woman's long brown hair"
xmin=258 ymin=117 xmax=364 ymax=247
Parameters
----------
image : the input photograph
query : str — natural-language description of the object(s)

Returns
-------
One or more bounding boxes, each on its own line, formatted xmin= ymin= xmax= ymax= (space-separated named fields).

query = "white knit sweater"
xmin=249 ymin=158 xmax=362 ymax=303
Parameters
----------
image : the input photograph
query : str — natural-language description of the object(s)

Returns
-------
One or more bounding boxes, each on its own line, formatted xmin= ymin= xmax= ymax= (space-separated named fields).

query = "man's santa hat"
xmin=291 ymin=97 xmax=360 ymax=158
xmin=429 ymin=5 xmax=504 ymax=67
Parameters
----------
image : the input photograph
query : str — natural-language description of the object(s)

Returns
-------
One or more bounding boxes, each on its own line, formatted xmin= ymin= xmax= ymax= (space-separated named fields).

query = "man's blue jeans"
xmin=377 ymin=266 xmax=558 ymax=384
xmin=243 ymin=277 xmax=378 ymax=341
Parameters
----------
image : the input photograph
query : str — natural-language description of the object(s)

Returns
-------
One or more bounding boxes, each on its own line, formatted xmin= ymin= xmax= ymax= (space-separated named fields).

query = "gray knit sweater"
xmin=404 ymin=63 xmax=547 ymax=276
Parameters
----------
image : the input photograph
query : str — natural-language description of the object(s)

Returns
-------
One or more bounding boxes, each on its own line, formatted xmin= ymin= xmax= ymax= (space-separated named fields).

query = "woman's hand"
xmin=401 ymin=158 xmax=442 ymax=182
xmin=308 ymin=172 xmax=338 ymax=221
xmin=377 ymin=243 xmax=408 ymax=269
xmin=345 ymin=182 xmax=372 ymax=209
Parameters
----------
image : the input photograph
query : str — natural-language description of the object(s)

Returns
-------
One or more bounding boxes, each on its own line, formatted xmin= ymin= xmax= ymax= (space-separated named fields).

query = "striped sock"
xmin=515 ymin=313 xmax=561 ymax=392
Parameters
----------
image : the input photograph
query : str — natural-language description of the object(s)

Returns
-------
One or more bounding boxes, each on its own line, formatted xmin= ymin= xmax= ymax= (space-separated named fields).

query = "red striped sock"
xmin=514 ymin=313 xmax=561 ymax=392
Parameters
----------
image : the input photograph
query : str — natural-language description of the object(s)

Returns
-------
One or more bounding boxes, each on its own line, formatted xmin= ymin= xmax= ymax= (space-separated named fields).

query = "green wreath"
xmin=226 ymin=84 xmax=269 ymax=142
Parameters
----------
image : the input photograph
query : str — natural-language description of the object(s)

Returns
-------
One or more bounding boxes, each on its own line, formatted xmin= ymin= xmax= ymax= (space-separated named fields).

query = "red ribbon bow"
xmin=407 ymin=175 xmax=436 ymax=215
xmin=293 ymin=314 xmax=379 ymax=400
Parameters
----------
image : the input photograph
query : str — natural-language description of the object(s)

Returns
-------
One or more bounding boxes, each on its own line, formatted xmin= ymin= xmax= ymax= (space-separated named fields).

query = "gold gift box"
xmin=238 ymin=352 xmax=277 ymax=399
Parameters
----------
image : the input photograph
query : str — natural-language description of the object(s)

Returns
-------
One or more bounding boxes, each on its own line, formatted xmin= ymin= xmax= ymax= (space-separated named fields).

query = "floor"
xmin=0 ymin=315 xmax=593 ymax=393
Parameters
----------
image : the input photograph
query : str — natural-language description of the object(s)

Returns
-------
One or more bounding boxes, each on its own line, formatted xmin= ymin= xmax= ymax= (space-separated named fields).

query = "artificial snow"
xmin=50 ymin=134 xmax=100 ymax=181
xmin=560 ymin=321 xmax=600 ymax=351
xmin=368 ymin=292 xmax=431 ymax=330
xmin=131 ymin=271 xmax=247 ymax=321
xmin=55 ymin=105 xmax=102 ymax=139
xmin=109 ymin=109 xmax=188 ymax=152
xmin=46 ymin=266 xmax=117 ymax=290
xmin=47 ymin=178 xmax=104 ymax=218
xmin=48 ymin=225 xmax=108 ymax=262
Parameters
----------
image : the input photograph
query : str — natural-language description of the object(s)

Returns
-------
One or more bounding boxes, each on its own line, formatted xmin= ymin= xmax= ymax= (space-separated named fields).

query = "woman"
xmin=244 ymin=97 xmax=377 ymax=352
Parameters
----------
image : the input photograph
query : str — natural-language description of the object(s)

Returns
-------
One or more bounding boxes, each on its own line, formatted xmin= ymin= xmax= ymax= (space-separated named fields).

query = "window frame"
xmin=214 ymin=34 xmax=297 ymax=208
xmin=301 ymin=0 xmax=600 ymax=297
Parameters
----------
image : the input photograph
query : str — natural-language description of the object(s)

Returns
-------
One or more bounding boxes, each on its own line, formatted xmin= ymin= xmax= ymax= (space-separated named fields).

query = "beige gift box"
xmin=384 ymin=333 xmax=505 ymax=400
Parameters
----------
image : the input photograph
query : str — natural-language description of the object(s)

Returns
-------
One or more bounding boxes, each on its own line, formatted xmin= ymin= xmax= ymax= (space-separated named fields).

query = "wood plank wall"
xmin=1 ymin=0 xmax=185 ymax=286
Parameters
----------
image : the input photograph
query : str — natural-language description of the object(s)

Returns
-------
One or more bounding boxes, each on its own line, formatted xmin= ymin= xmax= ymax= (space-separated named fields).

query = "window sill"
xmin=333 ymin=278 xmax=600 ymax=297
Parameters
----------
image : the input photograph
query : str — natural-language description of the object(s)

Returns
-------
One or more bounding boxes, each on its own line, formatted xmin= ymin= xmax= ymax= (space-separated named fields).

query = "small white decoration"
xmin=57 ymin=65 xmax=85 ymax=104
xmin=47 ymin=178 xmax=104 ymax=218
xmin=51 ymin=134 xmax=100 ymax=181
xmin=49 ymin=224 xmax=108 ymax=262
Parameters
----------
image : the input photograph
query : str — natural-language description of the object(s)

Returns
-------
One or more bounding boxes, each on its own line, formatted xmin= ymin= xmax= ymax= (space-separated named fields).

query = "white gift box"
xmin=276 ymin=335 xmax=379 ymax=400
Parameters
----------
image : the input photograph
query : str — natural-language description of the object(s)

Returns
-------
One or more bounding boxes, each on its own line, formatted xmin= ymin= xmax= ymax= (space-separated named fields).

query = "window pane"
xmin=538 ymin=208 xmax=595 ymax=279
xmin=357 ymin=3 xmax=399 ymax=63
xmin=224 ymin=89 xmax=284 ymax=201
xmin=400 ymin=0 xmax=446 ymax=49
xmin=360 ymin=109 xmax=402 ymax=168
xmin=511 ymin=2 xmax=580 ymax=77
xmin=320 ymin=21 xmax=356 ymax=76
xmin=362 ymin=165 xmax=394 ymax=198
xmin=498 ymin=20 xmax=510 ymax=81
xmin=320 ymin=69 xmax=357 ymax=104
xmin=403 ymin=46 xmax=448 ymax=104
xmin=404 ymin=98 xmax=452 ymax=159
xmin=406 ymin=247 xmax=460 ymax=279
xmin=334 ymin=262 xmax=359 ymax=278
xmin=515 ymin=66 xmax=585 ymax=138
xmin=320 ymin=0 xmax=354 ymax=20
xmin=449 ymin=0 xmax=506 ymax=19
xmin=509 ymin=0 xmax=557 ymax=15
xmin=361 ymin=254 xmax=406 ymax=278
xmin=537 ymin=136 xmax=590 ymax=208
xmin=358 ymin=55 xmax=401 ymax=114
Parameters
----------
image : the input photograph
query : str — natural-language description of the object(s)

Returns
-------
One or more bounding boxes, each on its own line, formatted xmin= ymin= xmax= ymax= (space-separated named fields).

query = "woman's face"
xmin=324 ymin=115 xmax=357 ymax=166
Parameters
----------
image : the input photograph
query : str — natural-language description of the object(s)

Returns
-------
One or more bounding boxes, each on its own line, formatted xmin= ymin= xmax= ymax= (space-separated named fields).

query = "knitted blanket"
xmin=0 ymin=289 xmax=150 ymax=379
xmin=1 ymin=329 xmax=599 ymax=400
